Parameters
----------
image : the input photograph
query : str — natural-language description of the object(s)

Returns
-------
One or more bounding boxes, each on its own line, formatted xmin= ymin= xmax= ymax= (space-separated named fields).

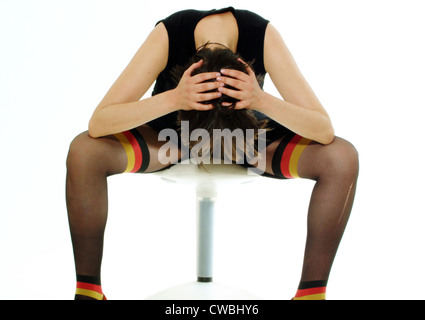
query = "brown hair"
xmin=171 ymin=47 xmax=268 ymax=164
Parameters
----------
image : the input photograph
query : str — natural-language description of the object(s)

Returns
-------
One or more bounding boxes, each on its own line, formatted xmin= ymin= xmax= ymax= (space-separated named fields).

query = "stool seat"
xmin=146 ymin=163 xmax=261 ymax=300
xmin=155 ymin=163 xmax=259 ymax=197
xmin=155 ymin=163 xmax=258 ymax=183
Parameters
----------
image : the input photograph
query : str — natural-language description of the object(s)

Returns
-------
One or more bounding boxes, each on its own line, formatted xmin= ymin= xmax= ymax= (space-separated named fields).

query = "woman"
xmin=66 ymin=7 xmax=359 ymax=300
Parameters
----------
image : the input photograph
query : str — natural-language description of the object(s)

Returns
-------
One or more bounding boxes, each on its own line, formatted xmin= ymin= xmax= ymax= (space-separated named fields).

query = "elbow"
xmin=317 ymin=114 xmax=335 ymax=145
xmin=88 ymin=117 xmax=101 ymax=139
xmin=319 ymin=125 xmax=335 ymax=145
xmin=321 ymin=130 xmax=335 ymax=145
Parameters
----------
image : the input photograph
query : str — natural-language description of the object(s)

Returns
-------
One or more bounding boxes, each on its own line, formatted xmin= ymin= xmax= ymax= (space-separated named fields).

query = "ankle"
xmin=75 ymin=275 xmax=106 ymax=300
xmin=292 ymin=280 xmax=327 ymax=300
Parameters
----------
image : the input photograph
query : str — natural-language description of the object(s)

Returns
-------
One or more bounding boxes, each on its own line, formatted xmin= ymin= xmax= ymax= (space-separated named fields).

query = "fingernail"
xmin=220 ymin=69 xmax=226 ymax=74
xmin=216 ymin=77 xmax=222 ymax=81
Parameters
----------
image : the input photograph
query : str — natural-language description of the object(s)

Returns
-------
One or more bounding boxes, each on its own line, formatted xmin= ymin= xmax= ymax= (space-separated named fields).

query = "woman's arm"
xmin=217 ymin=23 xmax=334 ymax=145
xmin=88 ymin=23 xmax=170 ymax=138
xmin=88 ymin=22 xmax=223 ymax=138
xmin=262 ymin=24 xmax=334 ymax=144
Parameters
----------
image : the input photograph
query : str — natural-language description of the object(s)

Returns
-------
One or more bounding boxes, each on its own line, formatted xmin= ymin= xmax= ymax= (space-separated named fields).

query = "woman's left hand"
xmin=216 ymin=59 xmax=265 ymax=110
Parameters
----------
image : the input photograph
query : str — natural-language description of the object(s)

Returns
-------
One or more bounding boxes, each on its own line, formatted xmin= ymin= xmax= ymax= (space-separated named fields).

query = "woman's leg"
xmin=296 ymin=137 xmax=359 ymax=285
xmin=66 ymin=125 xmax=178 ymax=299
xmin=265 ymin=136 xmax=359 ymax=299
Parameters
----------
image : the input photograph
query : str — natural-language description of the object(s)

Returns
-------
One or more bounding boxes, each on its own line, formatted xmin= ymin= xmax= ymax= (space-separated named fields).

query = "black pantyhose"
xmin=66 ymin=130 xmax=358 ymax=299
xmin=66 ymin=127 xmax=175 ymax=300
xmin=295 ymin=137 xmax=359 ymax=283
xmin=66 ymin=133 xmax=126 ymax=281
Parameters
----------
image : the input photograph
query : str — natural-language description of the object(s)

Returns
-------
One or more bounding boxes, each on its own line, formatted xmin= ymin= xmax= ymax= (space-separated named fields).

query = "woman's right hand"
xmin=173 ymin=60 xmax=224 ymax=111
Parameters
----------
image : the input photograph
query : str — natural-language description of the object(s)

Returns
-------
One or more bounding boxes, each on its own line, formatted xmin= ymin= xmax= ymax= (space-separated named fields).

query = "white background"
xmin=1 ymin=0 xmax=424 ymax=300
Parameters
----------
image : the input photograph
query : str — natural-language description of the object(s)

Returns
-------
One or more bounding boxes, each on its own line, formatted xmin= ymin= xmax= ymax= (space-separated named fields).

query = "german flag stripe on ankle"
xmin=75 ymin=275 xmax=106 ymax=300
xmin=293 ymin=280 xmax=327 ymax=300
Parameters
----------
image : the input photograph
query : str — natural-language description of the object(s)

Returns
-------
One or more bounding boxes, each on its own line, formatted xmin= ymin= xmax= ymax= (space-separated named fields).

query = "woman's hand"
xmin=216 ymin=59 xmax=266 ymax=110
xmin=173 ymin=60 xmax=224 ymax=111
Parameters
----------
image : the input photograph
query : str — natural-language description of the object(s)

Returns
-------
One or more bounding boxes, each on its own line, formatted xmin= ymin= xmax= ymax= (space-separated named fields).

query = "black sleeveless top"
xmin=147 ymin=7 xmax=270 ymax=132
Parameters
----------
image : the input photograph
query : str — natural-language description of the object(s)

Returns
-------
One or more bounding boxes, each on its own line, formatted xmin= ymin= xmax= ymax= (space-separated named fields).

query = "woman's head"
xmin=188 ymin=48 xmax=249 ymax=111
xmin=171 ymin=47 xmax=268 ymax=164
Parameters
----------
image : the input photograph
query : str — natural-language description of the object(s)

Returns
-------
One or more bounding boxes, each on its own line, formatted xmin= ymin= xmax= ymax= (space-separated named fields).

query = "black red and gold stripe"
xmin=75 ymin=282 xmax=106 ymax=300
xmin=114 ymin=129 xmax=150 ymax=173
xmin=75 ymin=275 xmax=106 ymax=300
xmin=292 ymin=280 xmax=327 ymax=300
xmin=272 ymin=133 xmax=312 ymax=179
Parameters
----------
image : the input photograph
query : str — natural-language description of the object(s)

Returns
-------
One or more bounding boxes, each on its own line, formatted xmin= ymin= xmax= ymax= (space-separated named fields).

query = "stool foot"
xmin=197 ymin=276 xmax=213 ymax=283
xmin=146 ymin=281 xmax=261 ymax=300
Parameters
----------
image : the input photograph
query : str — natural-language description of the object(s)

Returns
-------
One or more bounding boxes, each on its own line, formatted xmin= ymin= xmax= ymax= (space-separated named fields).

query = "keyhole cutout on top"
xmin=194 ymin=11 xmax=239 ymax=53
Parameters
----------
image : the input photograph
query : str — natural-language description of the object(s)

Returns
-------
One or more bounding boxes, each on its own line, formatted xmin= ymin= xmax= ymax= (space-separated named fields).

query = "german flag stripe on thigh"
xmin=114 ymin=129 xmax=150 ymax=173
xmin=272 ymin=133 xmax=312 ymax=179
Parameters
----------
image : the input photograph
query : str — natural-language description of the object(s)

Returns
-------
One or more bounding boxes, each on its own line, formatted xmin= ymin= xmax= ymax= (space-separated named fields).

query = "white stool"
xmin=146 ymin=162 xmax=261 ymax=300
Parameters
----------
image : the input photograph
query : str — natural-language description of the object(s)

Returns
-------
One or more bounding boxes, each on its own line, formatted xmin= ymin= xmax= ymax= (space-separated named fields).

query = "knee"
xmin=66 ymin=132 xmax=100 ymax=172
xmin=321 ymin=137 xmax=359 ymax=181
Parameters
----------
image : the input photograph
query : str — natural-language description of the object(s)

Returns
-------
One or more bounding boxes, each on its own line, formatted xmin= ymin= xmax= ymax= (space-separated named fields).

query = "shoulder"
xmin=264 ymin=23 xmax=282 ymax=49
xmin=234 ymin=9 xmax=269 ymax=27
xmin=234 ymin=9 xmax=269 ymax=74
xmin=263 ymin=23 xmax=294 ymax=80
xmin=156 ymin=9 xmax=200 ymax=29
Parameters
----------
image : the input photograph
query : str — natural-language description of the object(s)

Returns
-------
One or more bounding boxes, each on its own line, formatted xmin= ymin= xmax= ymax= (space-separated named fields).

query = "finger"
xmin=216 ymin=76 xmax=244 ymax=90
xmin=234 ymin=101 xmax=248 ymax=110
xmin=220 ymin=68 xmax=250 ymax=81
xmin=193 ymin=103 xmax=215 ymax=111
xmin=218 ymin=86 xmax=242 ymax=100
xmin=237 ymin=57 xmax=250 ymax=69
xmin=196 ymin=81 xmax=224 ymax=93
xmin=197 ymin=91 xmax=222 ymax=102
xmin=221 ymin=102 xmax=233 ymax=107
xmin=185 ymin=59 xmax=204 ymax=76
xmin=237 ymin=58 xmax=255 ymax=75
xmin=246 ymin=65 xmax=256 ymax=78
xmin=192 ymin=71 xmax=221 ymax=83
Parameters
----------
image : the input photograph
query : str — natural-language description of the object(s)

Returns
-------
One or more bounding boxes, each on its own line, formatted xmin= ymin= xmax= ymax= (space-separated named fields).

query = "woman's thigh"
xmin=133 ymin=124 xmax=182 ymax=173
xmin=67 ymin=131 xmax=128 ymax=176
xmin=67 ymin=124 xmax=181 ymax=176
xmin=262 ymin=135 xmax=359 ymax=181
xmin=297 ymin=136 xmax=359 ymax=181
